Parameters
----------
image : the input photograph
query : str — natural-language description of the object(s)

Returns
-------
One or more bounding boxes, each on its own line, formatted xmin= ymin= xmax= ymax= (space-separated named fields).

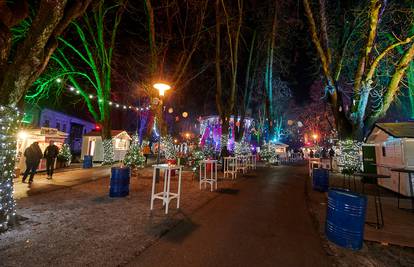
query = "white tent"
xmin=366 ymin=122 xmax=414 ymax=196
xmin=81 ymin=130 xmax=131 ymax=162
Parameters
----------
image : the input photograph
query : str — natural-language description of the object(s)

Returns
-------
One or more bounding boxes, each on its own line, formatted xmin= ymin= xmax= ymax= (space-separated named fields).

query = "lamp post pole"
xmin=153 ymin=83 xmax=171 ymax=180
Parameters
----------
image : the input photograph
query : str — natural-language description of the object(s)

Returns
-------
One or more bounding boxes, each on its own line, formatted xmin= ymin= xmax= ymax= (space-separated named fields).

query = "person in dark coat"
xmin=22 ymin=142 xmax=43 ymax=184
xmin=309 ymin=150 xmax=314 ymax=158
xmin=329 ymin=147 xmax=335 ymax=170
xmin=44 ymin=141 xmax=59 ymax=179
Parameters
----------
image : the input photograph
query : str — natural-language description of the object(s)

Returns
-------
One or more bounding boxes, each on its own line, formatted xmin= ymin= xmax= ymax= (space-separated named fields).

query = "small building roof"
xmin=83 ymin=130 xmax=130 ymax=139
xmin=368 ymin=122 xmax=414 ymax=139
xmin=270 ymin=141 xmax=289 ymax=147
xmin=25 ymin=127 xmax=68 ymax=138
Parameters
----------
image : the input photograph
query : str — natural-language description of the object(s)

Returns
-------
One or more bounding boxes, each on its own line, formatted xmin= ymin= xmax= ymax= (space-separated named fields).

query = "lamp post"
xmin=153 ymin=82 xmax=171 ymax=176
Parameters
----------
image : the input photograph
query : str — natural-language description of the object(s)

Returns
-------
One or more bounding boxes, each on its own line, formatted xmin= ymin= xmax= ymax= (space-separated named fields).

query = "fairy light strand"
xmin=66 ymin=85 xmax=151 ymax=112
xmin=0 ymin=105 xmax=20 ymax=231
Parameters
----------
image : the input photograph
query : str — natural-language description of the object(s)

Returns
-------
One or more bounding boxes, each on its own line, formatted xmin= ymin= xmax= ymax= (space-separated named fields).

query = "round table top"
xmin=201 ymin=159 xmax=218 ymax=163
xmin=390 ymin=167 xmax=414 ymax=173
xmin=354 ymin=172 xmax=390 ymax=179
xmin=152 ymin=164 xmax=183 ymax=170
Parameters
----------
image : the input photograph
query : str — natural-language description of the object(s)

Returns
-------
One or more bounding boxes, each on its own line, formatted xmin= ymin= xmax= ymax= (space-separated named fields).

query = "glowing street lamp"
xmin=153 ymin=82 xmax=172 ymax=178
xmin=153 ymin=82 xmax=171 ymax=96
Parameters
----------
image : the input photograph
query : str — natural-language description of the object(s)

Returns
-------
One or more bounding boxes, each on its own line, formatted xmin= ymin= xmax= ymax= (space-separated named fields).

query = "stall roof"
xmin=368 ymin=122 xmax=414 ymax=139
xmin=25 ymin=127 xmax=68 ymax=138
xmin=270 ymin=141 xmax=289 ymax=147
xmin=83 ymin=130 xmax=129 ymax=138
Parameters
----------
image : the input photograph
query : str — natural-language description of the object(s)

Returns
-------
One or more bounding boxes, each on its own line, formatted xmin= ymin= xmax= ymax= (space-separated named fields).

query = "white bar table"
xmin=199 ymin=159 xmax=218 ymax=191
xmin=224 ymin=156 xmax=237 ymax=179
xmin=251 ymin=154 xmax=257 ymax=169
xmin=308 ymin=158 xmax=320 ymax=177
xmin=246 ymin=154 xmax=256 ymax=170
xmin=150 ymin=164 xmax=183 ymax=214
xmin=236 ymin=156 xmax=247 ymax=174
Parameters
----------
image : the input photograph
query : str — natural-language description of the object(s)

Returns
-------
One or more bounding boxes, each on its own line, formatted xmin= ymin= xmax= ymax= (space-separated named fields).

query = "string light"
xmin=0 ymin=105 xmax=20 ymax=231
xmin=102 ymin=139 xmax=114 ymax=165
xmin=66 ymin=85 xmax=151 ymax=112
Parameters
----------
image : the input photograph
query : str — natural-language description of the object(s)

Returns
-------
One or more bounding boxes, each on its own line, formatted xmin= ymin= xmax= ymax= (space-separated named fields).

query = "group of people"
xmin=309 ymin=147 xmax=335 ymax=159
xmin=22 ymin=141 xmax=59 ymax=184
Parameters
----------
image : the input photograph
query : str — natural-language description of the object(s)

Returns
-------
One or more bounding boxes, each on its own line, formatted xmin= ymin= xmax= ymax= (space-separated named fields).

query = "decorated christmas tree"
xmin=161 ymin=135 xmax=177 ymax=160
xmin=57 ymin=143 xmax=72 ymax=164
xmin=123 ymin=133 xmax=145 ymax=168
xmin=235 ymin=141 xmax=252 ymax=157
xmin=189 ymin=146 xmax=206 ymax=171
xmin=259 ymin=142 xmax=278 ymax=164
xmin=202 ymin=144 xmax=216 ymax=159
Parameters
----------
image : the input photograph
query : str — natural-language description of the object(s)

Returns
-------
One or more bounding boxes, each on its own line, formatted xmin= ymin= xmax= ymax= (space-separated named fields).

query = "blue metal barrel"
xmin=109 ymin=167 xmax=130 ymax=197
xmin=313 ymin=168 xmax=329 ymax=192
xmin=325 ymin=188 xmax=367 ymax=250
xmin=83 ymin=155 xmax=93 ymax=168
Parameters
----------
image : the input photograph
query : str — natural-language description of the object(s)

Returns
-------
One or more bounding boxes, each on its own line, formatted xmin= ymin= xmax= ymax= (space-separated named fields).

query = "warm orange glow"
xmin=153 ymin=83 xmax=171 ymax=96
xmin=312 ymin=133 xmax=318 ymax=140
xmin=185 ymin=133 xmax=190 ymax=138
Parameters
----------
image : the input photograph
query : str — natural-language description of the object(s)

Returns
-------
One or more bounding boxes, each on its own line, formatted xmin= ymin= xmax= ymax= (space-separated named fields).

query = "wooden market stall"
xmin=365 ymin=122 xmax=414 ymax=196
xmin=272 ymin=141 xmax=289 ymax=159
xmin=81 ymin=130 xmax=131 ymax=162
xmin=16 ymin=127 xmax=68 ymax=173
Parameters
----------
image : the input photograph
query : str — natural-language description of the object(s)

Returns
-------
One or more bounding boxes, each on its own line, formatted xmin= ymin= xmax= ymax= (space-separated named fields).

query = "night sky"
xmin=28 ymin=0 xmax=319 ymax=129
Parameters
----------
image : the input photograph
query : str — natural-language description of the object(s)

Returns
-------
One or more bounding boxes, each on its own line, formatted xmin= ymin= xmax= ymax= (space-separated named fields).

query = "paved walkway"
xmin=13 ymin=165 xmax=111 ymax=199
xmin=128 ymin=165 xmax=331 ymax=267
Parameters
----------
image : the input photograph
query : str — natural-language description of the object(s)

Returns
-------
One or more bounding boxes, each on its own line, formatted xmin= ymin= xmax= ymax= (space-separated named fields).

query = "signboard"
xmin=362 ymin=145 xmax=377 ymax=174
xmin=41 ymin=127 xmax=58 ymax=136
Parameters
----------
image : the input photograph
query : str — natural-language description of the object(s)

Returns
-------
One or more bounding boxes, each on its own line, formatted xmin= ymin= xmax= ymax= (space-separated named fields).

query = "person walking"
xmin=44 ymin=141 xmax=59 ymax=179
xmin=329 ymin=147 xmax=335 ymax=171
xmin=22 ymin=142 xmax=43 ymax=184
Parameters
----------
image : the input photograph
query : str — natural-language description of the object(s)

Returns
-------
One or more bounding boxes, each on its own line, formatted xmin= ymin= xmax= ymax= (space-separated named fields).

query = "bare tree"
xmin=304 ymin=0 xmax=414 ymax=139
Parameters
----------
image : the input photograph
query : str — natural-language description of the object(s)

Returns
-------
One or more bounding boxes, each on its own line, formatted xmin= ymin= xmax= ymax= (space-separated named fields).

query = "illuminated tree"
xmin=0 ymin=0 xmax=91 ymax=230
xmin=215 ymin=0 xmax=243 ymax=153
xmin=303 ymin=0 xmax=414 ymax=139
xmin=26 ymin=0 xmax=126 ymax=164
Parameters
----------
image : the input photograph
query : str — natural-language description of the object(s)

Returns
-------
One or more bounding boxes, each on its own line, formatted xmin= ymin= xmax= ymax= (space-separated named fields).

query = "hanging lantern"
xmin=168 ymin=107 xmax=174 ymax=114
xmin=287 ymin=120 xmax=294 ymax=126
xmin=235 ymin=121 xmax=240 ymax=127
xmin=175 ymin=116 xmax=180 ymax=122
xmin=182 ymin=112 xmax=188 ymax=118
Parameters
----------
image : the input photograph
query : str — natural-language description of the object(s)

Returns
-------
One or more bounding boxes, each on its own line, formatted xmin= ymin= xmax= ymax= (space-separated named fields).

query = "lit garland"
xmin=0 ymin=105 xmax=21 ymax=231
xmin=336 ymin=139 xmax=362 ymax=174
xmin=66 ymin=85 xmax=152 ymax=112
xmin=123 ymin=133 xmax=145 ymax=168
xmin=102 ymin=139 xmax=114 ymax=165
xmin=161 ymin=135 xmax=177 ymax=160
